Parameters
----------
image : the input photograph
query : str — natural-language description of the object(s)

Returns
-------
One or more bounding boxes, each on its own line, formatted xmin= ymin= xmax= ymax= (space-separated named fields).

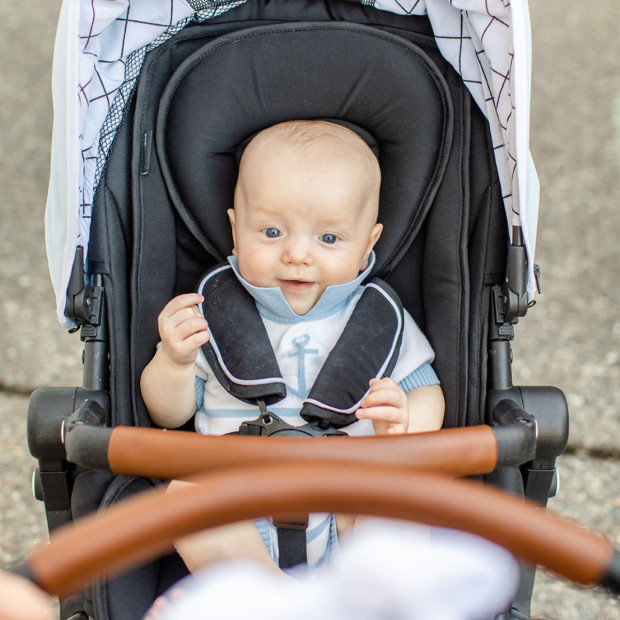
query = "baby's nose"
xmin=283 ymin=236 xmax=313 ymax=265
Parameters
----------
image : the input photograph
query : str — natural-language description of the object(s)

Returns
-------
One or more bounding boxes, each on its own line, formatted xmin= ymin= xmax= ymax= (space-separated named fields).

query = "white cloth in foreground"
xmin=151 ymin=521 xmax=519 ymax=620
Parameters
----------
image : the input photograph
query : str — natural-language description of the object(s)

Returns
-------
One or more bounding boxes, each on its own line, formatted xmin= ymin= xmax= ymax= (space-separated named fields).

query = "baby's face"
xmin=229 ymin=134 xmax=382 ymax=315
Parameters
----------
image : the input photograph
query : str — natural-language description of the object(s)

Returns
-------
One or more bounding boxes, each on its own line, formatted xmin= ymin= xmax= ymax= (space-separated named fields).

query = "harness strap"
xmin=300 ymin=279 xmax=404 ymax=427
xmin=273 ymin=514 xmax=309 ymax=570
xmin=198 ymin=265 xmax=405 ymax=568
xmin=197 ymin=265 xmax=287 ymax=405
xmin=198 ymin=264 xmax=404 ymax=428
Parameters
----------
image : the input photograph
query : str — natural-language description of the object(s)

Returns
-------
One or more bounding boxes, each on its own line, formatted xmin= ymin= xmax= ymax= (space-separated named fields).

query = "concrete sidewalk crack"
xmin=0 ymin=382 xmax=34 ymax=397
xmin=564 ymin=442 xmax=620 ymax=462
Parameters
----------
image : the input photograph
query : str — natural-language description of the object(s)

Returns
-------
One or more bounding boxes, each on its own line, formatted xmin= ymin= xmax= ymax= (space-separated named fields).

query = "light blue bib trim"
xmin=227 ymin=252 xmax=376 ymax=324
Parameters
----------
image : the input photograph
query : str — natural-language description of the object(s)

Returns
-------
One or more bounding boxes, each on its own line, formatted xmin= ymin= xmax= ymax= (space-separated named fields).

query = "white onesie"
xmin=194 ymin=254 xmax=439 ymax=571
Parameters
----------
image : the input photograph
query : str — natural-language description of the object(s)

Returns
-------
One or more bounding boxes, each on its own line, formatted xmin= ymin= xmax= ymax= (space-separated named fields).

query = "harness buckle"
xmin=238 ymin=403 xmax=348 ymax=437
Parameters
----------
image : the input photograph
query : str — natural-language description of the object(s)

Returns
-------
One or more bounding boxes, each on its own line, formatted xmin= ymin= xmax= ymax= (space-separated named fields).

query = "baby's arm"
xmin=140 ymin=293 xmax=210 ymax=428
xmin=355 ymin=378 xmax=444 ymax=435
xmin=403 ymin=383 xmax=445 ymax=432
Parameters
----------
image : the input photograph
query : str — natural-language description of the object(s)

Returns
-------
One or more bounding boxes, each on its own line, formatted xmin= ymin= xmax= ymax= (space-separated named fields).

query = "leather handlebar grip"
xmin=24 ymin=463 xmax=615 ymax=598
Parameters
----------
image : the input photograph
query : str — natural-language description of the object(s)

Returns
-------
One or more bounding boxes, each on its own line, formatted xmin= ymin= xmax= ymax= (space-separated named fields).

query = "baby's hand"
xmin=355 ymin=377 xmax=408 ymax=435
xmin=158 ymin=293 xmax=210 ymax=369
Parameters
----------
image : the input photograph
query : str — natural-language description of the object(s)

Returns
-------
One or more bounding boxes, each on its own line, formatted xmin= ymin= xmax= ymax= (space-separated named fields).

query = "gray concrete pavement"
xmin=0 ymin=0 xmax=83 ymax=392
xmin=0 ymin=1 xmax=618 ymax=619
xmin=512 ymin=3 xmax=620 ymax=616
xmin=513 ymin=2 xmax=620 ymax=454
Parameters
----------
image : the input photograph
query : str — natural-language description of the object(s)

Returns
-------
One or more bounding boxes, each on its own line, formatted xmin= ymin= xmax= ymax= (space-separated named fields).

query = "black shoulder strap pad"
xmin=197 ymin=264 xmax=287 ymax=405
xmin=300 ymin=279 xmax=405 ymax=428
xmin=197 ymin=268 xmax=403 ymax=426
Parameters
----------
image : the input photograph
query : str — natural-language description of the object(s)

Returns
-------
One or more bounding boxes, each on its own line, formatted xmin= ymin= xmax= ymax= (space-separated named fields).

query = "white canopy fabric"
xmin=46 ymin=0 xmax=539 ymax=327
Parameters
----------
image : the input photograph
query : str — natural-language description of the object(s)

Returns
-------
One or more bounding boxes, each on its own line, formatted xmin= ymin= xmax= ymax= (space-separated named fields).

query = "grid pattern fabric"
xmin=379 ymin=0 xmax=521 ymax=223
xmin=77 ymin=0 xmax=247 ymax=251
xmin=48 ymin=0 xmax=536 ymax=325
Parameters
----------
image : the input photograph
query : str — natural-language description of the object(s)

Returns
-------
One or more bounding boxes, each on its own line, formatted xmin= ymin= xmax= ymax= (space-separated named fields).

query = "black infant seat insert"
xmin=154 ymin=22 xmax=452 ymax=429
xmin=156 ymin=21 xmax=452 ymax=273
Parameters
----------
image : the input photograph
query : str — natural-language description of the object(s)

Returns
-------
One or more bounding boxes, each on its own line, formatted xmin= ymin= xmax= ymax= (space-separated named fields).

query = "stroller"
xmin=25 ymin=0 xmax=607 ymax=617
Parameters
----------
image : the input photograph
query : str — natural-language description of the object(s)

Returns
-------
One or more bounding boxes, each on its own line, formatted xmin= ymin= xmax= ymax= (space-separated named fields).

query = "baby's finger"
xmin=356 ymin=405 xmax=406 ymax=424
xmin=368 ymin=376 xmax=399 ymax=391
xmin=160 ymin=293 xmax=204 ymax=318
xmin=186 ymin=327 xmax=211 ymax=349
xmin=171 ymin=316 xmax=209 ymax=341
xmin=159 ymin=305 xmax=206 ymax=339
xmin=159 ymin=317 xmax=208 ymax=359
xmin=360 ymin=386 xmax=404 ymax=409
xmin=162 ymin=334 xmax=205 ymax=366
xmin=176 ymin=306 xmax=204 ymax=326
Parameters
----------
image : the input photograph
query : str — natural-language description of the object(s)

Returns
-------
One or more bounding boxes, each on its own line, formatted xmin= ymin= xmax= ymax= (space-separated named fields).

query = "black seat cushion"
xmin=156 ymin=21 xmax=452 ymax=277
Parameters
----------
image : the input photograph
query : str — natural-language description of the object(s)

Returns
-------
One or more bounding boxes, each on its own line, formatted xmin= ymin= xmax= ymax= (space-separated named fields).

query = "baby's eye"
xmin=262 ymin=227 xmax=282 ymax=238
xmin=320 ymin=233 xmax=339 ymax=245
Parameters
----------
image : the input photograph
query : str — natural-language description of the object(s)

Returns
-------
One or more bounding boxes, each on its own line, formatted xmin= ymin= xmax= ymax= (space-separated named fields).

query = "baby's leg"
xmin=336 ymin=513 xmax=357 ymax=537
xmin=167 ymin=480 xmax=282 ymax=574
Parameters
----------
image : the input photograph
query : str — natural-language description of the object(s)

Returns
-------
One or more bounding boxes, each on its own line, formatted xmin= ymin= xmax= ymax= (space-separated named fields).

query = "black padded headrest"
xmin=157 ymin=21 xmax=452 ymax=276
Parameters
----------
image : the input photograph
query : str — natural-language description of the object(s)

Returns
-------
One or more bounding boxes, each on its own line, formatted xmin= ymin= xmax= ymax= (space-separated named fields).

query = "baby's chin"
xmin=284 ymin=297 xmax=320 ymax=316
xmin=281 ymin=291 xmax=323 ymax=315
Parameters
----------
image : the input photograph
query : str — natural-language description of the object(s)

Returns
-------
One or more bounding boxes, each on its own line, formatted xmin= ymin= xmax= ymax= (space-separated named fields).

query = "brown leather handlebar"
xmin=25 ymin=463 xmax=614 ymax=598
xmin=106 ymin=425 xmax=499 ymax=478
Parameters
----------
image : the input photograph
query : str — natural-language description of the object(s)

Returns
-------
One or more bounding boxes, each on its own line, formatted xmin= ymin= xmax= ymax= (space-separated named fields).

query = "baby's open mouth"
xmin=279 ymin=279 xmax=314 ymax=290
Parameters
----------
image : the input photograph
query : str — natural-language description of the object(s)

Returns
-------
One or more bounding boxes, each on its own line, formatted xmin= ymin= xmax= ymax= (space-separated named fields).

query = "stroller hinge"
xmin=498 ymin=226 xmax=530 ymax=324
xmin=65 ymin=247 xmax=104 ymax=330
xmin=489 ymin=226 xmax=532 ymax=393
xmin=64 ymin=249 xmax=110 ymax=390
xmin=492 ymin=287 xmax=516 ymax=337
xmin=490 ymin=287 xmax=516 ymax=393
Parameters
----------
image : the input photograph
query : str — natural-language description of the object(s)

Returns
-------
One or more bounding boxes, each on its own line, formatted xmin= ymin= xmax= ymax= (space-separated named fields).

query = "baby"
xmin=141 ymin=120 xmax=445 ymax=574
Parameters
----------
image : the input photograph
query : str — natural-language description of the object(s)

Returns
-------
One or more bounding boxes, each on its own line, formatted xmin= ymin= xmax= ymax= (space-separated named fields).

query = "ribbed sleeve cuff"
xmin=398 ymin=362 xmax=440 ymax=393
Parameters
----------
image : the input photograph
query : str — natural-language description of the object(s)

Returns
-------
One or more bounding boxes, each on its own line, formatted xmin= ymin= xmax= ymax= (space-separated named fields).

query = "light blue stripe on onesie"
xmin=255 ymin=518 xmax=273 ymax=556
xmin=195 ymin=375 xmax=205 ymax=412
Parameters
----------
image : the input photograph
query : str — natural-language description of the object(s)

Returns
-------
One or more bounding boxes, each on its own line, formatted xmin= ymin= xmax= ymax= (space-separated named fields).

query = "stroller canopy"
xmin=46 ymin=0 xmax=539 ymax=327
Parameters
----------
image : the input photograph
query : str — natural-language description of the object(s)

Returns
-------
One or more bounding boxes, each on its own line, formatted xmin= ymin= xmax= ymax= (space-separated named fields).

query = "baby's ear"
xmin=367 ymin=222 xmax=383 ymax=253
xmin=361 ymin=223 xmax=383 ymax=271
xmin=227 ymin=209 xmax=238 ymax=255
xmin=369 ymin=222 xmax=383 ymax=247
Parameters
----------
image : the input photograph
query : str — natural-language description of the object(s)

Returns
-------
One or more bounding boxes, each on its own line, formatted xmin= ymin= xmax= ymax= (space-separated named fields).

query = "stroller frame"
xmin=27 ymin=1 xmax=569 ymax=618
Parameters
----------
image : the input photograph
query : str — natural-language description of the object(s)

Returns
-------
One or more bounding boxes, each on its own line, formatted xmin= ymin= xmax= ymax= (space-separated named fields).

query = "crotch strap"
xmin=197 ymin=264 xmax=404 ymax=428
